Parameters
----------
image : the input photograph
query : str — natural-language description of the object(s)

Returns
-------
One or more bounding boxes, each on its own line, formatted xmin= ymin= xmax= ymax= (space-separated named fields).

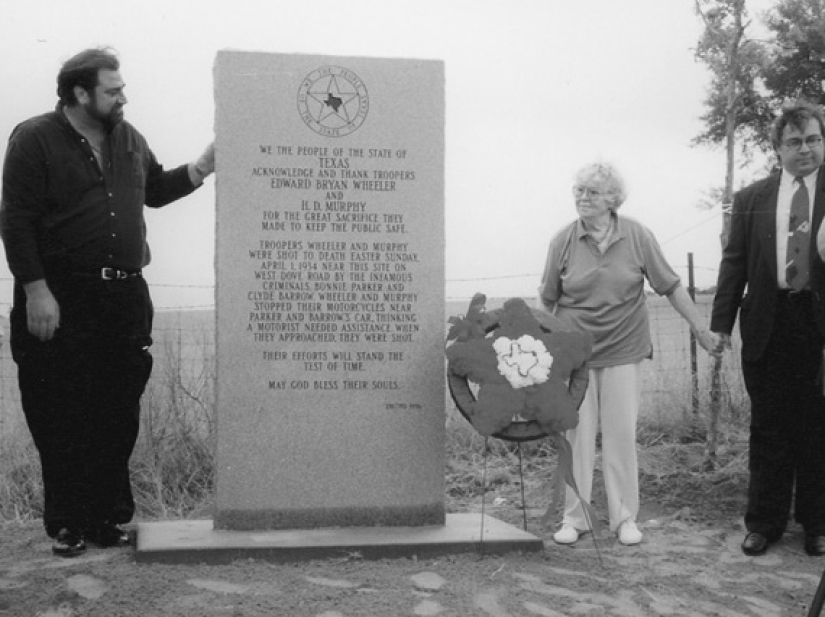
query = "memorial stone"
xmin=213 ymin=51 xmax=446 ymax=530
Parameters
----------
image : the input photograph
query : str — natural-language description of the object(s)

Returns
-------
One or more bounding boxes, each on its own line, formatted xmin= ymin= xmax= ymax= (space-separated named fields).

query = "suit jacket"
xmin=711 ymin=166 xmax=825 ymax=362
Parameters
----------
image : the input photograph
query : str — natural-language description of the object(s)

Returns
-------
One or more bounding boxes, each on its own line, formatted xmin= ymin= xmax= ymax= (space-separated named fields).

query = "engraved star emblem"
xmin=307 ymin=75 xmax=359 ymax=125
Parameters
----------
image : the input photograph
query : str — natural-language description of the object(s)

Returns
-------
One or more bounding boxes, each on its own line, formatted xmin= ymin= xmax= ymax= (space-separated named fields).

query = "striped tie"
xmin=786 ymin=176 xmax=810 ymax=291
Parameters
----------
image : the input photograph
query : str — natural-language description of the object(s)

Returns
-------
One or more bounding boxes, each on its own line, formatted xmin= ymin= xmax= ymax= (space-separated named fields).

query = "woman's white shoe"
xmin=618 ymin=520 xmax=642 ymax=545
xmin=553 ymin=524 xmax=581 ymax=545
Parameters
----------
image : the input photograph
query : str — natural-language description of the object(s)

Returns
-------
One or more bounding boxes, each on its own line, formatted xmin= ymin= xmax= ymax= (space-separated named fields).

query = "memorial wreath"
xmin=445 ymin=294 xmax=599 ymax=530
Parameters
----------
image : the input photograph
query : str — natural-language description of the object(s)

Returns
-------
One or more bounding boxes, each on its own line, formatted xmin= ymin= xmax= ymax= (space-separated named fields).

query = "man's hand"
xmin=189 ymin=142 xmax=215 ymax=185
xmin=696 ymin=329 xmax=725 ymax=359
xmin=23 ymin=279 xmax=60 ymax=341
xmin=196 ymin=142 xmax=215 ymax=176
xmin=709 ymin=332 xmax=732 ymax=359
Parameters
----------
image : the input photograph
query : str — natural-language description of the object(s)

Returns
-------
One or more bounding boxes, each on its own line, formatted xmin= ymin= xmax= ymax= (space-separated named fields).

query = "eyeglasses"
xmin=782 ymin=136 xmax=824 ymax=151
xmin=572 ymin=186 xmax=604 ymax=198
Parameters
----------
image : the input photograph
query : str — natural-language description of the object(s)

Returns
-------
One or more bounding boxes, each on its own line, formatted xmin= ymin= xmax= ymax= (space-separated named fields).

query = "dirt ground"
xmin=2 ymin=496 xmax=825 ymax=617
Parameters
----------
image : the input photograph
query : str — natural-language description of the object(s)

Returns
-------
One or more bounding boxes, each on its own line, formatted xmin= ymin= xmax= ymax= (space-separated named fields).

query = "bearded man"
xmin=0 ymin=47 xmax=214 ymax=557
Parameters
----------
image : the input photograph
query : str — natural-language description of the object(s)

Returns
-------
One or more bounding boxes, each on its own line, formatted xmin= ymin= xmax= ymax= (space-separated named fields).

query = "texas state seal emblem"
xmin=297 ymin=66 xmax=369 ymax=137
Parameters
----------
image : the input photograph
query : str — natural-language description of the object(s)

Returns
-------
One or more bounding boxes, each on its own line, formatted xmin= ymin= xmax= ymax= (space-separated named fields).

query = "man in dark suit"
xmin=712 ymin=100 xmax=825 ymax=557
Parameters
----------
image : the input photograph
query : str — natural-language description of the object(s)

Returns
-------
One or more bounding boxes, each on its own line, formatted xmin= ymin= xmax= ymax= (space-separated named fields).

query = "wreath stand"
xmin=446 ymin=300 xmax=602 ymax=560
xmin=808 ymin=572 xmax=825 ymax=617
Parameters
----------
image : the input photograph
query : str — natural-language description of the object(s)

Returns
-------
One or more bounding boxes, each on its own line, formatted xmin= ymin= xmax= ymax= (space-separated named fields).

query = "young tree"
xmin=694 ymin=0 xmax=773 ymax=230
xmin=693 ymin=0 xmax=771 ymax=465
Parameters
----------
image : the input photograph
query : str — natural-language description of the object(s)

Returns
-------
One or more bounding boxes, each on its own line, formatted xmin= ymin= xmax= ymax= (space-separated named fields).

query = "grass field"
xmin=0 ymin=295 xmax=749 ymax=522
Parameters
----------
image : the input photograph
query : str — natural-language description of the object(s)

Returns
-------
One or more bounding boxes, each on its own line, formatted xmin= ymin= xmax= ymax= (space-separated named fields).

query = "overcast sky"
xmin=0 ymin=0 xmax=778 ymax=310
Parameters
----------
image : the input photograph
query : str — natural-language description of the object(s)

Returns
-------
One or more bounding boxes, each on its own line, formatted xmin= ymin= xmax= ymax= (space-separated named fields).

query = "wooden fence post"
xmin=688 ymin=253 xmax=699 ymax=420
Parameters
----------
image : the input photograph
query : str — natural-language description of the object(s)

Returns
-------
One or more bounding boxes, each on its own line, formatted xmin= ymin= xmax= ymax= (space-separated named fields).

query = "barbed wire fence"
xmin=0 ymin=258 xmax=747 ymax=440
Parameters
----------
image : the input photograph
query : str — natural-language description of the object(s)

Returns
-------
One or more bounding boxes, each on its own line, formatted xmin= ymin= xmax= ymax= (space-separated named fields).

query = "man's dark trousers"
xmin=11 ymin=270 xmax=153 ymax=537
xmin=741 ymin=290 xmax=825 ymax=541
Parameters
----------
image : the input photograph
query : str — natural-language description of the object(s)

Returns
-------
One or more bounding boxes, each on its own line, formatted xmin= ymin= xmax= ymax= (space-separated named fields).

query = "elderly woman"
xmin=538 ymin=161 xmax=722 ymax=545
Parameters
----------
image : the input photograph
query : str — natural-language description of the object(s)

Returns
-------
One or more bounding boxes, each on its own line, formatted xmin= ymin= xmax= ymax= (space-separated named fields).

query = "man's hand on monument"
xmin=196 ymin=142 xmax=215 ymax=176
xmin=189 ymin=142 xmax=215 ymax=185
xmin=23 ymin=279 xmax=60 ymax=341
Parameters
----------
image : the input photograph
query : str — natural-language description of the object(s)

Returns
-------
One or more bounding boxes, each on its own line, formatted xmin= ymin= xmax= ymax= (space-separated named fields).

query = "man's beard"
xmin=84 ymin=99 xmax=123 ymax=131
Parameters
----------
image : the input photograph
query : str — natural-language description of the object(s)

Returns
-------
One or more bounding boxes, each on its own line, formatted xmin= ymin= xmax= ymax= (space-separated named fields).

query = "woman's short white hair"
xmin=574 ymin=161 xmax=628 ymax=210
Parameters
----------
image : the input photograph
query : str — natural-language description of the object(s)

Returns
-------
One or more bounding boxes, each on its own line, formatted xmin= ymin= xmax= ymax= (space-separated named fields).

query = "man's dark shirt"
xmin=0 ymin=105 xmax=196 ymax=283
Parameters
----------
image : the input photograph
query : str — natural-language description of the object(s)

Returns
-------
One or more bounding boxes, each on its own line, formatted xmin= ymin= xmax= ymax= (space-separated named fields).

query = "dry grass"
xmin=0 ymin=400 xmax=751 ymax=525
xmin=0 ymin=300 xmax=751 ymax=524
xmin=0 ymin=431 xmax=41 ymax=522
xmin=0 ymin=326 xmax=218 ymax=523
xmin=443 ymin=399 xmax=750 ymax=527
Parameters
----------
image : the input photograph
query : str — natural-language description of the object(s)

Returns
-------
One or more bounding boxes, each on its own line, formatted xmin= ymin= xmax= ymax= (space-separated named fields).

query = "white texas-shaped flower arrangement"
xmin=493 ymin=335 xmax=554 ymax=389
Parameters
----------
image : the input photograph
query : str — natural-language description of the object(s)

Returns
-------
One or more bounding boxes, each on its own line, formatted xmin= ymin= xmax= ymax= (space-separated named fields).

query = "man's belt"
xmin=777 ymin=288 xmax=819 ymax=300
xmin=72 ymin=267 xmax=143 ymax=280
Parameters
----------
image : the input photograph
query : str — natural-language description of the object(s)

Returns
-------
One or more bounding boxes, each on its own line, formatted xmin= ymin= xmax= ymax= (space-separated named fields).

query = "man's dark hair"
xmin=56 ymin=47 xmax=120 ymax=106
xmin=770 ymin=100 xmax=825 ymax=151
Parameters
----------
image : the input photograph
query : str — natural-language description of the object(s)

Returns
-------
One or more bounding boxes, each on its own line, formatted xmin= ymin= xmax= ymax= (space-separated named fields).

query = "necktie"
xmin=786 ymin=176 xmax=810 ymax=290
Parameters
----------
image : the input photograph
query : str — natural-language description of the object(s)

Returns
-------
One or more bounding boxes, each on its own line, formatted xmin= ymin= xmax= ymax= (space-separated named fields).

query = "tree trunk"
xmin=707 ymin=0 xmax=745 ymax=469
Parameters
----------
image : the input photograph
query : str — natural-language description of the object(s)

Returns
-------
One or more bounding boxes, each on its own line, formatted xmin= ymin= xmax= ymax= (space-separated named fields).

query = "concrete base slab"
xmin=135 ymin=513 xmax=544 ymax=564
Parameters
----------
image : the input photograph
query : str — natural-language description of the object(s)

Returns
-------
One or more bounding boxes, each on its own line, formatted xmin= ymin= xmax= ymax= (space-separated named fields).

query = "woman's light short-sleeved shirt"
xmin=538 ymin=214 xmax=680 ymax=368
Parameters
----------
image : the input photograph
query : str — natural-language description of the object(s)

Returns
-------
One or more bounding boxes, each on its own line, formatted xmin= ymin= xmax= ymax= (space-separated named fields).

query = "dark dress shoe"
xmin=88 ymin=522 xmax=131 ymax=548
xmin=805 ymin=535 xmax=825 ymax=557
xmin=52 ymin=528 xmax=87 ymax=557
xmin=742 ymin=532 xmax=769 ymax=556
